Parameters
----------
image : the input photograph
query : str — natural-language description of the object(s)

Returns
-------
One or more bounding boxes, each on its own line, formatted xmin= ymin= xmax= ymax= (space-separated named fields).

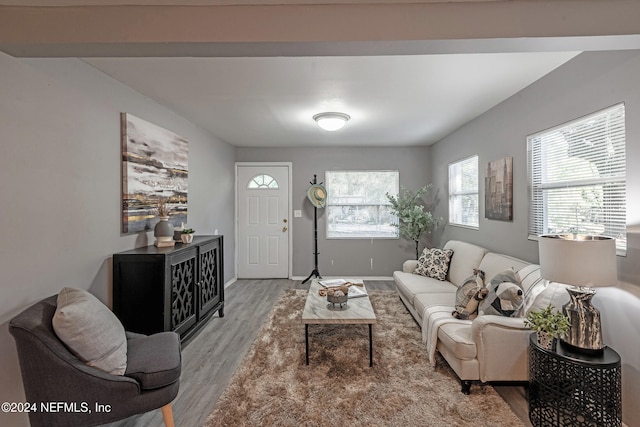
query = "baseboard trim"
xmin=224 ymin=277 xmax=237 ymax=289
xmin=291 ymin=276 xmax=393 ymax=281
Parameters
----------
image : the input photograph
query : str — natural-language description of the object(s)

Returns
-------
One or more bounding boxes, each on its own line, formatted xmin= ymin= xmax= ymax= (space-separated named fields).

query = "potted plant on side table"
xmin=181 ymin=228 xmax=195 ymax=244
xmin=524 ymin=304 xmax=570 ymax=350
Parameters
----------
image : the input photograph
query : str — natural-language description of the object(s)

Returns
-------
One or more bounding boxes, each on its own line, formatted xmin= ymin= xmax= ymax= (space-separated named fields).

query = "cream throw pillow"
xmin=52 ymin=287 xmax=127 ymax=375
xmin=515 ymin=265 xmax=547 ymax=317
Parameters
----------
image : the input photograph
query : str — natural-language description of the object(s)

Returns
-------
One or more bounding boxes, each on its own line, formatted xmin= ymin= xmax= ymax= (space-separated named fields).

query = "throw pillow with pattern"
xmin=479 ymin=269 xmax=524 ymax=317
xmin=414 ymin=248 xmax=454 ymax=281
xmin=452 ymin=269 xmax=486 ymax=319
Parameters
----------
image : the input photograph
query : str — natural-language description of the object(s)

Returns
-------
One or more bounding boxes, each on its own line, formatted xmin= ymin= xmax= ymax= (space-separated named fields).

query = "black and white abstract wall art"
xmin=121 ymin=113 xmax=188 ymax=233
xmin=485 ymin=156 xmax=513 ymax=221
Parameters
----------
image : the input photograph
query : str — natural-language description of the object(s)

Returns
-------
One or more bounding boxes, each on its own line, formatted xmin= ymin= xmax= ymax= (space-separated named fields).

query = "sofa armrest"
xmin=472 ymin=315 xmax=527 ymax=333
xmin=471 ymin=315 xmax=532 ymax=383
xmin=403 ymin=260 xmax=419 ymax=273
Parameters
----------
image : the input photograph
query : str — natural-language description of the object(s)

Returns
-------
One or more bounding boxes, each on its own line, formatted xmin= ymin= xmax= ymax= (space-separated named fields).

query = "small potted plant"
xmin=524 ymin=304 xmax=570 ymax=350
xmin=181 ymin=228 xmax=195 ymax=243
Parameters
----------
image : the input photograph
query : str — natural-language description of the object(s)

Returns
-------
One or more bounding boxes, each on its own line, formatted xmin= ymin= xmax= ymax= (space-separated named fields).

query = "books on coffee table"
xmin=347 ymin=286 xmax=367 ymax=298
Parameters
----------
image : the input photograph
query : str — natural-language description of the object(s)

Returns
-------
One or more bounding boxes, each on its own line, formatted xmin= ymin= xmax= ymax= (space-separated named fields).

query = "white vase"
xmin=181 ymin=234 xmax=194 ymax=243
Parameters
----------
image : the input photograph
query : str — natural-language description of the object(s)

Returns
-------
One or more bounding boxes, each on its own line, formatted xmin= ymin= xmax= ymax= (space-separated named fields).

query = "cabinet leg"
xmin=218 ymin=306 xmax=224 ymax=318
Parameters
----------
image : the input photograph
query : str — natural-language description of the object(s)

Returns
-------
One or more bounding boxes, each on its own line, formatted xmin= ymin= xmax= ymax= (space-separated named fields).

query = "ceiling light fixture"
xmin=313 ymin=112 xmax=350 ymax=131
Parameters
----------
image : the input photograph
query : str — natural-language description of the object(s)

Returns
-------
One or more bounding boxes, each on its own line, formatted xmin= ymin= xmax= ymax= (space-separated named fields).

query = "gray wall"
xmin=4 ymin=46 xmax=639 ymax=425
xmin=0 ymin=53 xmax=236 ymax=426
xmin=236 ymin=146 xmax=434 ymax=277
xmin=430 ymin=50 xmax=640 ymax=426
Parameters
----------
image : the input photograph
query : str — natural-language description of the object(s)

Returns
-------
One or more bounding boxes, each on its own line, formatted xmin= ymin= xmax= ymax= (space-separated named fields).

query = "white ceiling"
xmin=82 ymin=52 xmax=578 ymax=147
xmin=0 ymin=0 xmax=497 ymax=4
xmin=0 ymin=1 xmax=611 ymax=148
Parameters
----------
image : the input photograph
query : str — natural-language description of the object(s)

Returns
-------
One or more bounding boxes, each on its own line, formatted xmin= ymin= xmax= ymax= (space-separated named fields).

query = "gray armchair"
xmin=9 ymin=295 xmax=181 ymax=427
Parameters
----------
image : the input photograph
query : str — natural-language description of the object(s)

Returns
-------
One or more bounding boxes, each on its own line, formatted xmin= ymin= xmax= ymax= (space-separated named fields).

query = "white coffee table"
xmin=301 ymin=280 xmax=377 ymax=367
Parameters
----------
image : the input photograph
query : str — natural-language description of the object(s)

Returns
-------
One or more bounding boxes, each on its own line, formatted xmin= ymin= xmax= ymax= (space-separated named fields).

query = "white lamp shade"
xmin=313 ymin=112 xmax=350 ymax=131
xmin=538 ymin=234 xmax=617 ymax=287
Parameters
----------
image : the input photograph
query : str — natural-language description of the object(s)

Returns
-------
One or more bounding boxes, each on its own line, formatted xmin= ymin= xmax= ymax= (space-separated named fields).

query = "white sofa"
xmin=394 ymin=240 xmax=569 ymax=394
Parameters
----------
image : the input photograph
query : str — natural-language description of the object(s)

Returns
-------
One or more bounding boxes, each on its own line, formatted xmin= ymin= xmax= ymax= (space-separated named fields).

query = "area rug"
xmin=204 ymin=289 xmax=525 ymax=427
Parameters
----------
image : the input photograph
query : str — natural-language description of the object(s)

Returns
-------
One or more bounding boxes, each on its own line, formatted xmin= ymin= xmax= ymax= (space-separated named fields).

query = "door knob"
xmin=283 ymin=219 xmax=288 ymax=223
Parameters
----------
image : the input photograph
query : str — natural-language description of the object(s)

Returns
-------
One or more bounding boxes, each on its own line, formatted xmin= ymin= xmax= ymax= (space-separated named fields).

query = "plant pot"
xmin=537 ymin=332 xmax=555 ymax=350
xmin=181 ymin=234 xmax=194 ymax=243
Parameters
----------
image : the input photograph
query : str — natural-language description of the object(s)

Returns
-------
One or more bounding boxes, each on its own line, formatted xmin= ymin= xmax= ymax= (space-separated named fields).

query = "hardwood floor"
xmin=105 ymin=279 xmax=531 ymax=427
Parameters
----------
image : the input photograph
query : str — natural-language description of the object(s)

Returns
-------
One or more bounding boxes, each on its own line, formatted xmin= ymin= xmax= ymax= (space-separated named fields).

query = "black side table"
xmin=528 ymin=333 xmax=622 ymax=427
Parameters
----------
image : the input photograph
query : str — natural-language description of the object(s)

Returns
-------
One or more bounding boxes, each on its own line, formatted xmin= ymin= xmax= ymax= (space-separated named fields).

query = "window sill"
xmin=448 ymin=223 xmax=479 ymax=231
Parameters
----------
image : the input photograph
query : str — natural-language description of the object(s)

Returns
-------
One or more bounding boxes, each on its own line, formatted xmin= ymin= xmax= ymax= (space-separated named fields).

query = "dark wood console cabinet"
xmin=113 ymin=235 xmax=224 ymax=343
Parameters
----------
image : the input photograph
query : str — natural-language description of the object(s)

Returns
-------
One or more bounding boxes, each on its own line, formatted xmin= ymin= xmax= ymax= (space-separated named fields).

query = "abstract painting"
xmin=485 ymin=156 xmax=513 ymax=221
xmin=121 ymin=113 xmax=188 ymax=233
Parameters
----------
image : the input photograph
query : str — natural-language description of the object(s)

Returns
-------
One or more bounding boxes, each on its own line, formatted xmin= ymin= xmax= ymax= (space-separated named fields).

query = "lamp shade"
xmin=538 ymin=234 xmax=617 ymax=287
xmin=313 ymin=112 xmax=350 ymax=131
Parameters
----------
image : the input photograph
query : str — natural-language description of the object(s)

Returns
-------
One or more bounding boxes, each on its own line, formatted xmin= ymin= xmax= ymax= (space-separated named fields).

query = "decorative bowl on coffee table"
xmin=327 ymin=293 xmax=348 ymax=309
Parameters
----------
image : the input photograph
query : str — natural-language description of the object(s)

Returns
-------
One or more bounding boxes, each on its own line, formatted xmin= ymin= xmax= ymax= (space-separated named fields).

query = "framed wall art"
xmin=485 ymin=156 xmax=513 ymax=221
xmin=121 ymin=113 xmax=188 ymax=233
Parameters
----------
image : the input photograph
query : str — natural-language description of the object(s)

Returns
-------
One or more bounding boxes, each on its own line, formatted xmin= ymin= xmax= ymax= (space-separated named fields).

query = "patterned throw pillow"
xmin=452 ymin=270 xmax=486 ymax=319
xmin=414 ymin=248 xmax=454 ymax=281
xmin=479 ymin=269 xmax=524 ymax=317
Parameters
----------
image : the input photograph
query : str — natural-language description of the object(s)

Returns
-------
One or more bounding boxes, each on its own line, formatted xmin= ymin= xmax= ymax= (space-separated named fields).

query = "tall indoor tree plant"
xmin=386 ymin=185 xmax=440 ymax=259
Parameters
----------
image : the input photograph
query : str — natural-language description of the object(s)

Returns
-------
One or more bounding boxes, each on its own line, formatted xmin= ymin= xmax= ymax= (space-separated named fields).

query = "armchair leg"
xmin=461 ymin=380 xmax=471 ymax=395
xmin=161 ymin=403 xmax=175 ymax=427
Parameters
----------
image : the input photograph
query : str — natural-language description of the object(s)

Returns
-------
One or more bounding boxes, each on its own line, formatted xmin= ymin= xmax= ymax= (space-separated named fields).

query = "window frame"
xmin=325 ymin=170 xmax=400 ymax=240
xmin=247 ymin=174 xmax=279 ymax=189
xmin=448 ymin=154 xmax=480 ymax=230
xmin=526 ymin=103 xmax=627 ymax=255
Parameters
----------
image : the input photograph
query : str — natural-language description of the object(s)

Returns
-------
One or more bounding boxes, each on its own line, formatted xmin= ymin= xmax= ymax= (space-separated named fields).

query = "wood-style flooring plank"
xmin=103 ymin=279 xmax=530 ymax=427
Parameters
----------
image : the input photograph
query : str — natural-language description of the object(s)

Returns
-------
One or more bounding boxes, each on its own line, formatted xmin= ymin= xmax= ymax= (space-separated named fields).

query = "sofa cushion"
xmin=443 ymin=241 xmax=489 ymax=287
xmin=52 ymin=287 xmax=127 ymax=376
xmin=394 ymin=271 xmax=457 ymax=307
xmin=524 ymin=282 xmax=571 ymax=316
xmin=125 ymin=332 xmax=181 ymax=390
xmin=414 ymin=248 xmax=454 ymax=281
xmin=438 ymin=322 xmax=477 ymax=360
xmin=477 ymin=252 xmax=529 ymax=285
xmin=479 ymin=270 xmax=523 ymax=317
xmin=415 ymin=292 xmax=458 ymax=321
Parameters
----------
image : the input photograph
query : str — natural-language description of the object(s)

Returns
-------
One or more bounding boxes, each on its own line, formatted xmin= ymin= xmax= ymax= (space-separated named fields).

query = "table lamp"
xmin=538 ymin=234 xmax=617 ymax=354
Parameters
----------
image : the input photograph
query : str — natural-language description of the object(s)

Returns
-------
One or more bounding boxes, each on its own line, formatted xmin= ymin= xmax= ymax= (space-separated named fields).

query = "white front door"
xmin=237 ymin=164 xmax=290 ymax=278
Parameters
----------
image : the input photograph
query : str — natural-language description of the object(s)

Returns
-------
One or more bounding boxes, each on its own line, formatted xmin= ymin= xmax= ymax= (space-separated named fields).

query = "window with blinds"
xmin=527 ymin=103 xmax=626 ymax=253
xmin=449 ymin=155 xmax=479 ymax=229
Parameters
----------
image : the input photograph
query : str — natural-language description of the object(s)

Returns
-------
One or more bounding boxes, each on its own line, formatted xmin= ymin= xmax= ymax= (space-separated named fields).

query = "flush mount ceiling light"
xmin=313 ymin=112 xmax=350 ymax=131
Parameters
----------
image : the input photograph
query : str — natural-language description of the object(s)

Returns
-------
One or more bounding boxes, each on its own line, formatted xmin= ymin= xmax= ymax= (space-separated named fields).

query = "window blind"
xmin=527 ymin=103 xmax=626 ymax=253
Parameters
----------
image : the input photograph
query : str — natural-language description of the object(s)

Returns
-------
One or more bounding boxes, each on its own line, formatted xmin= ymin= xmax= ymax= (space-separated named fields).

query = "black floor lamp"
xmin=302 ymin=174 xmax=326 ymax=284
